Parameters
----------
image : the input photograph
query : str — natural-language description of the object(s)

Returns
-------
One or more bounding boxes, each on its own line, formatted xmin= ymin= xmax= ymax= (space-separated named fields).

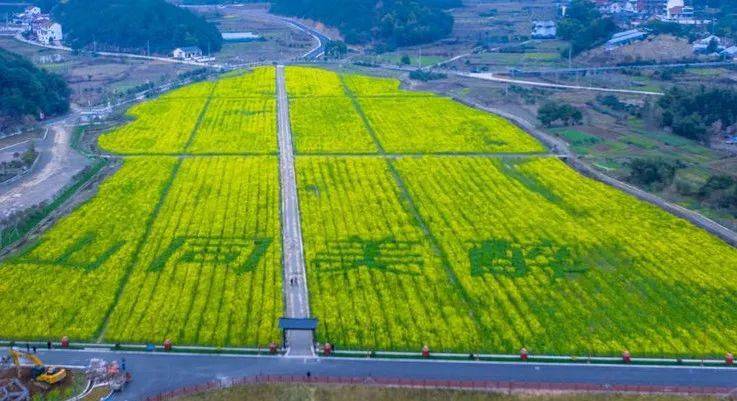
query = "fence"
xmin=143 ymin=374 xmax=736 ymax=401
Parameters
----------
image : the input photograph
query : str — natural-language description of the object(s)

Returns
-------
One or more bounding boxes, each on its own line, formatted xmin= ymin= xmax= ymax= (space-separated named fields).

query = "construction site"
xmin=0 ymin=348 xmax=130 ymax=401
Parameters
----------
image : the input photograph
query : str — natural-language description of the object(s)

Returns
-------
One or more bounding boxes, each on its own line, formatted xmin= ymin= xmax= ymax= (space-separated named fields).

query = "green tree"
xmin=0 ymin=48 xmax=69 ymax=126
xmin=557 ymin=0 xmax=616 ymax=55
xmin=627 ymin=159 xmax=678 ymax=190
xmin=52 ymin=0 xmax=223 ymax=54
xmin=324 ymin=40 xmax=348 ymax=59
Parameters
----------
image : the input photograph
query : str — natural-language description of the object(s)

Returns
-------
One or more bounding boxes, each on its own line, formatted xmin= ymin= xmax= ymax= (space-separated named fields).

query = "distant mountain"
xmin=50 ymin=0 xmax=223 ymax=54
xmin=0 ymin=48 xmax=69 ymax=127
xmin=270 ymin=0 xmax=456 ymax=49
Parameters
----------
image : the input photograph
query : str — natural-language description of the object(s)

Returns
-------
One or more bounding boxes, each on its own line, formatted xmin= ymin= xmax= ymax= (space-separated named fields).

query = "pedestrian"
xmin=46 ymin=341 xmax=51 ymax=350
xmin=25 ymin=343 xmax=30 ymax=353
xmin=121 ymin=358 xmax=126 ymax=371
xmin=306 ymin=371 xmax=311 ymax=378
xmin=32 ymin=346 xmax=36 ymax=354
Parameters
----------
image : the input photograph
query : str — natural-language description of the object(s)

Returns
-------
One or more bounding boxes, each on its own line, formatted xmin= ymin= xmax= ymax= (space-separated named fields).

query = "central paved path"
xmin=276 ymin=65 xmax=314 ymax=357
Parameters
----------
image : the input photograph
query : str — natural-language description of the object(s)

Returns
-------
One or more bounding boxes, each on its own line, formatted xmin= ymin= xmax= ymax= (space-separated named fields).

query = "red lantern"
xmin=520 ymin=347 xmax=528 ymax=361
xmin=163 ymin=339 xmax=172 ymax=351
xmin=421 ymin=345 xmax=430 ymax=358
xmin=60 ymin=336 xmax=69 ymax=348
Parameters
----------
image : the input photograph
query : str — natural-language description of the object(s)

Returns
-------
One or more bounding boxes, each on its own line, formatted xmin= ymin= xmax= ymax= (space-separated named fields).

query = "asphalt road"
xmin=30 ymin=349 xmax=737 ymax=401
xmin=275 ymin=65 xmax=314 ymax=357
xmin=285 ymin=19 xmax=330 ymax=60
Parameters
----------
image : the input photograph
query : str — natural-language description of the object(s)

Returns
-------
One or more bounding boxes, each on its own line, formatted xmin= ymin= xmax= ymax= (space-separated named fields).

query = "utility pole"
xmin=418 ymin=47 xmax=422 ymax=69
xmin=146 ymin=40 xmax=150 ymax=57
xmin=568 ymin=46 xmax=572 ymax=69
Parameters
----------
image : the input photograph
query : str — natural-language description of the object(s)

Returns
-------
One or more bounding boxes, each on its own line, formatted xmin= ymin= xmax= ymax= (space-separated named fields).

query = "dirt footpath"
xmin=0 ymin=117 xmax=89 ymax=220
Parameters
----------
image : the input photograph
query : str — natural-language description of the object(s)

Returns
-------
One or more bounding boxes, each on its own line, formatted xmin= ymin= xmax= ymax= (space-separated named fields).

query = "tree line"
xmin=658 ymin=86 xmax=737 ymax=144
xmin=270 ymin=0 xmax=457 ymax=49
xmin=557 ymin=0 xmax=617 ymax=56
xmin=42 ymin=0 xmax=222 ymax=54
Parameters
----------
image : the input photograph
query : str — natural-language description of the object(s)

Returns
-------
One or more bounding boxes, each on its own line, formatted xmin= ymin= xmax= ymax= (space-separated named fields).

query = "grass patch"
xmin=553 ymin=129 xmax=601 ymax=146
xmin=171 ymin=383 xmax=722 ymax=401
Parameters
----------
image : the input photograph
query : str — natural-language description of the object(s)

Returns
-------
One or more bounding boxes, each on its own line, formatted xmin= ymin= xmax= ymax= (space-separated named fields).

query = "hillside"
xmin=270 ymin=0 xmax=456 ymax=48
xmin=51 ymin=0 xmax=223 ymax=54
xmin=0 ymin=48 xmax=69 ymax=128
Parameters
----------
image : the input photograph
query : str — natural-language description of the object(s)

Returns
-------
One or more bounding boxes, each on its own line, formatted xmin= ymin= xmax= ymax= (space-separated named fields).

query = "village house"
xmin=692 ymin=35 xmax=724 ymax=54
xmin=531 ymin=21 xmax=557 ymax=39
xmin=34 ymin=22 xmax=63 ymax=45
xmin=172 ymin=46 xmax=203 ymax=60
xmin=22 ymin=6 xmax=41 ymax=18
xmin=605 ymin=29 xmax=648 ymax=49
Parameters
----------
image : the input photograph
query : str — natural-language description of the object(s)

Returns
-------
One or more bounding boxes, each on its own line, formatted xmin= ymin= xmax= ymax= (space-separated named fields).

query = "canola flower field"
xmin=1 ymin=65 xmax=737 ymax=357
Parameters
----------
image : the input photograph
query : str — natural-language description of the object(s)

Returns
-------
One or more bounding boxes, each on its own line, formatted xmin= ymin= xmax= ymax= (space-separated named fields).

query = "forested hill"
xmin=270 ymin=0 xmax=458 ymax=48
xmin=0 ymin=48 xmax=69 ymax=128
xmin=49 ymin=0 xmax=222 ymax=54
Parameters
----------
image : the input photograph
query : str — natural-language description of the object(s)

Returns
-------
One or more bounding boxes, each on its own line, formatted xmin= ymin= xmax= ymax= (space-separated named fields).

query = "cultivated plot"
xmin=341 ymin=74 xmax=431 ymax=97
xmin=99 ymin=67 xmax=276 ymax=155
xmin=394 ymin=157 xmax=737 ymax=356
xmin=189 ymin=98 xmax=277 ymax=154
xmin=212 ymin=67 xmax=276 ymax=98
xmin=296 ymin=157 xmax=481 ymax=351
xmin=4 ymin=65 xmax=737 ymax=358
xmin=98 ymin=98 xmax=208 ymax=154
xmin=356 ymin=96 xmax=545 ymax=154
xmin=289 ymin=97 xmax=376 ymax=153
xmin=0 ymin=158 xmax=176 ymax=339
xmin=285 ymin=66 xmax=345 ymax=97
xmin=104 ymin=157 xmax=283 ymax=347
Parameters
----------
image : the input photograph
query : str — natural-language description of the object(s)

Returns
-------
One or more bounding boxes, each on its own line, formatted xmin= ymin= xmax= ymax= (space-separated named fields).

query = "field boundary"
xmin=142 ymin=374 xmax=737 ymax=401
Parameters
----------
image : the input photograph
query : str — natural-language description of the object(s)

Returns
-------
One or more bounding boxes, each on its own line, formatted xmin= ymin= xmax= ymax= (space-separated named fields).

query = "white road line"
xmin=0 ymin=139 xmax=31 ymax=152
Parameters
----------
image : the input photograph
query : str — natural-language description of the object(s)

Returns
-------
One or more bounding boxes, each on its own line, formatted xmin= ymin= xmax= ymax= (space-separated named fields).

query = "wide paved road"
xmin=275 ymin=65 xmax=314 ymax=357
xmin=33 ymin=349 xmax=737 ymax=401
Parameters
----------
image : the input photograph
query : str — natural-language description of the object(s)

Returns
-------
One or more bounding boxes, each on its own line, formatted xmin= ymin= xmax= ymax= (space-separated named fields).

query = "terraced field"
xmin=2 ymin=65 xmax=737 ymax=357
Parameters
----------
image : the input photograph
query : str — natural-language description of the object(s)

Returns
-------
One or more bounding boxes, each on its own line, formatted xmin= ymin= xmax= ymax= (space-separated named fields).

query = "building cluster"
xmin=12 ymin=6 xmax=63 ymax=45
xmin=592 ymin=0 xmax=706 ymax=26
xmin=545 ymin=0 xmax=737 ymax=58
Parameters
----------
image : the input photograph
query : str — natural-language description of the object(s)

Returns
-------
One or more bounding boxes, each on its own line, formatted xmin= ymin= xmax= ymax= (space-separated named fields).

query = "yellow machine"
xmin=7 ymin=349 xmax=67 ymax=385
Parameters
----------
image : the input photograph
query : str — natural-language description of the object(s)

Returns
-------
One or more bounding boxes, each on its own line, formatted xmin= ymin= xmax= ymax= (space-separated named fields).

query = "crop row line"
xmin=339 ymin=75 xmax=487 ymax=340
xmin=93 ymin=83 xmax=220 ymax=342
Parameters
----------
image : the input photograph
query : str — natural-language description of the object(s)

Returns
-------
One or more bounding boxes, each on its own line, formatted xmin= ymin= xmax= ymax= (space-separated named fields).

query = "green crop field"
xmin=2 ymin=66 xmax=737 ymax=357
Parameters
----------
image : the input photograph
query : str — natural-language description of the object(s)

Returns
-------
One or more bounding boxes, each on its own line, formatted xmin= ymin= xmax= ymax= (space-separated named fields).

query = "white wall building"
xmin=35 ymin=22 xmax=62 ymax=44
xmin=172 ymin=46 xmax=203 ymax=60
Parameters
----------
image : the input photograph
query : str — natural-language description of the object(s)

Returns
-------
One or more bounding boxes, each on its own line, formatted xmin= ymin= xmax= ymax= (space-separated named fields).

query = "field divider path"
xmin=93 ymin=83 xmax=218 ymax=343
xmin=339 ymin=76 xmax=487 ymax=337
xmin=276 ymin=65 xmax=315 ymax=357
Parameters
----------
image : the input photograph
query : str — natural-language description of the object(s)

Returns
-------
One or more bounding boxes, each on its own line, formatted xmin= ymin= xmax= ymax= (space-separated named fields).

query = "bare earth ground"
xmin=0 ymin=37 xmax=198 ymax=106
xmin=578 ymin=35 xmax=696 ymax=65
xmin=172 ymin=383 xmax=721 ymax=401
xmin=0 ymin=118 xmax=88 ymax=220
xmin=186 ymin=4 xmax=315 ymax=65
